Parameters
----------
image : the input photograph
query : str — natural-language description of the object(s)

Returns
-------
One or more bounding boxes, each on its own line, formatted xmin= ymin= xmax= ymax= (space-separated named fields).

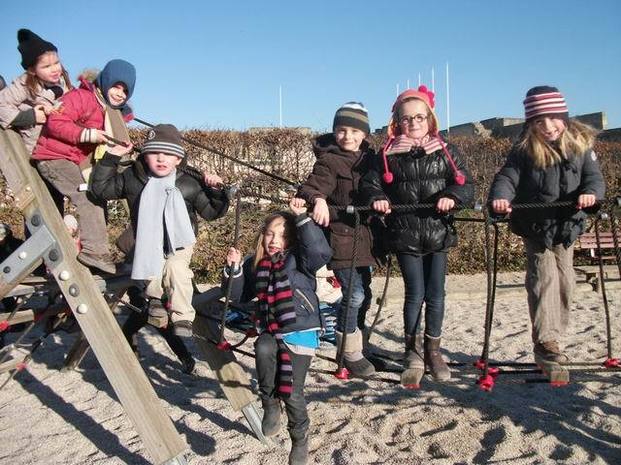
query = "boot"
xmin=534 ymin=341 xmax=569 ymax=364
xmin=336 ymin=329 xmax=375 ymax=377
xmin=77 ymin=251 xmax=116 ymax=275
xmin=288 ymin=431 xmax=309 ymax=465
xmin=401 ymin=332 xmax=425 ymax=387
xmin=261 ymin=398 xmax=281 ymax=437
xmin=424 ymin=335 xmax=451 ymax=381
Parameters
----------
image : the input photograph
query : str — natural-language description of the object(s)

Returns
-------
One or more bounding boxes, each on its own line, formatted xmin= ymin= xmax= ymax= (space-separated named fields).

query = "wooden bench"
xmin=576 ymin=230 xmax=620 ymax=290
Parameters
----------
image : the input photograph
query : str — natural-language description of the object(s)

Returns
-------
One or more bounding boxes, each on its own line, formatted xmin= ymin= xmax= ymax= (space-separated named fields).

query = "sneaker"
xmin=534 ymin=341 xmax=569 ymax=364
xmin=173 ymin=320 xmax=193 ymax=338
xmin=148 ymin=298 xmax=168 ymax=318
xmin=77 ymin=252 xmax=116 ymax=275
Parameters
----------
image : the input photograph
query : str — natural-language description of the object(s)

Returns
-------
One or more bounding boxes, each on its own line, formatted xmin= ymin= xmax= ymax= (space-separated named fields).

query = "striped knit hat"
xmin=142 ymin=124 xmax=185 ymax=158
xmin=333 ymin=102 xmax=370 ymax=134
xmin=523 ymin=86 xmax=569 ymax=122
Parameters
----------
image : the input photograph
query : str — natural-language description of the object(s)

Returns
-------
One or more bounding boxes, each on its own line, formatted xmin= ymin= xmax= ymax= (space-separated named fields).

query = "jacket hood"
xmin=95 ymin=59 xmax=136 ymax=109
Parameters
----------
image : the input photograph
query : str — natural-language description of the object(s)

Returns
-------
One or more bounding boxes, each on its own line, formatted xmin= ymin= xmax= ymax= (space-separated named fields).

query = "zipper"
xmin=295 ymin=289 xmax=315 ymax=314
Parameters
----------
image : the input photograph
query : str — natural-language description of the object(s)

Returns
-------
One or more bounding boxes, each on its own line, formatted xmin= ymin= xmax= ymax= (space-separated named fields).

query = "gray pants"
xmin=255 ymin=332 xmax=312 ymax=438
xmin=524 ymin=238 xmax=575 ymax=345
xmin=37 ymin=159 xmax=109 ymax=256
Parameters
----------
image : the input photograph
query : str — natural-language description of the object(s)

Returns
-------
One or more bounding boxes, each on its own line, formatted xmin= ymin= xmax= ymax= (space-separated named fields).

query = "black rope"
xmin=366 ymin=255 xmax=393 ymax=345
xmin=594 ymin=216 xmax=615 ymax=361
xmin=133 ymin=117 xmax=298 ymax=187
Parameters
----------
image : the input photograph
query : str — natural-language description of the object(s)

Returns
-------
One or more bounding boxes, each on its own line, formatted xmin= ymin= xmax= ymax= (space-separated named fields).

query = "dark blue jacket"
xmin=225 ymin=214 xmax=332 ymax=334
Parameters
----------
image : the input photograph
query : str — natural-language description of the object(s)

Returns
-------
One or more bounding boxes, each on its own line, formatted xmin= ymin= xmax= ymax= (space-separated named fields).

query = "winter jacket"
xmin=32 ymin=77 xmax=133 ymax=165
xmin=296 ymin=133 xmax=376 ymax=270
xmin=90 ymin=153 xmax=229 ymax=237
xmin=225 ymin=214 xmax=332 ymax=334
xmin=0 ymin=73 xmax=66 ymax=153
xmin=488 ymin=146 xmax=605 ymax=248
xmin=359 ymin=143 xmax=475 ymax=255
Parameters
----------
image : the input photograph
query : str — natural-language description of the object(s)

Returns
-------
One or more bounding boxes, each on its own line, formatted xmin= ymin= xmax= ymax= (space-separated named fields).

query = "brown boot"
xmin=424 ymin=335 xmax=451 ymax=381
xmin=534 ymin=341 xmax=569 ymax=364
xmin=401 ymin=332 xmax=424 ymax=387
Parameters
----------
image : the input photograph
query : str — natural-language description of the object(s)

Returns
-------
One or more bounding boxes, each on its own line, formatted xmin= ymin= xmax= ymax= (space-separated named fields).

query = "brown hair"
xmin=252 ymin=211 xmax=297 ymax=270
xmin=24 ymin=52 xmax=72 ymax=100
xmin=517 ymin=119 xmax=597 ymax=169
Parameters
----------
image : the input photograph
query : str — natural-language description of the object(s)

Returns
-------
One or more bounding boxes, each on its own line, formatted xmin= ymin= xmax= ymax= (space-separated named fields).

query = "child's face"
xmin=107 ymin=82 xmax=128 ymax=107
xmin=398 ymin=99 xmax=430 ymax=139
xmin=263 ymin=217 xmax=288 ymax=257
xmin=145 ymin=152 xmax=182 ymax=177
xmin=533 ymin=116 xmax=566 ymax=142
xmin=32 ymin=51 xmax=62 ymax=84
xmin=334 ymin=125 xmax=366 ymax=152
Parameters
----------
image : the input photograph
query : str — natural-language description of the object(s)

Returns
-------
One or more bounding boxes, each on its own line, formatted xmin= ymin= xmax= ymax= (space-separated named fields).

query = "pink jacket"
xmin=32 ymin=78 xmax=132 ymax=165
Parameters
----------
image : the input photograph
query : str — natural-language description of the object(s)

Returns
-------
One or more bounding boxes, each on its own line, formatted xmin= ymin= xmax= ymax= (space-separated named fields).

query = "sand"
xmin=0 ymin=269 xmax=619 ymax=465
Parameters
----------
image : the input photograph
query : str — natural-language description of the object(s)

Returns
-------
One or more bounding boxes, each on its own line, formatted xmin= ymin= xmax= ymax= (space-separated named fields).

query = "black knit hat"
xmin=142 ymin=124 xmax=185 ymax=158
xmin=17 ymin=29 xmax=57 ymax=70
xmin=523 ymin=85 xmax=569 ymax=122
xmin=333 ymin=102 xmax=370 ymax=134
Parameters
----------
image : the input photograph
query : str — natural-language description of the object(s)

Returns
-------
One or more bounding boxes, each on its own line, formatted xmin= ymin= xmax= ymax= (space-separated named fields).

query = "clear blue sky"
xmin=2 ymin=1 xmax=620 ymax=133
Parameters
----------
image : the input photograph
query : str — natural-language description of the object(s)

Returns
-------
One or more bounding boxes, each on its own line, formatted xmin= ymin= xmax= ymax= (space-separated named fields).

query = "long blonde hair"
xmin=252 ymin=211 xmax=297 ymax=270
xmin=518 ymin=119 xmax=597 ymax=169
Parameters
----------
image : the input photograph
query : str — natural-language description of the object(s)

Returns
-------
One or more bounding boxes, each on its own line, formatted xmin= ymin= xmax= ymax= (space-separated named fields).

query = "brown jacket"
xmin=297 ymin=133 xmax=376 ymax=270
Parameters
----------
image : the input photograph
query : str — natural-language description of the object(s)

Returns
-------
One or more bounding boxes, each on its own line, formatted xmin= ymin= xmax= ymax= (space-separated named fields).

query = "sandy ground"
xmin=0 ymin=269 xmax=620 ymax=465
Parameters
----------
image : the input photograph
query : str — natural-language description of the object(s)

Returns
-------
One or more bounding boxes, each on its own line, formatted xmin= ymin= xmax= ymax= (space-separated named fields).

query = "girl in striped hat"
xmin=224 ymin=199 xmax=332 ymax=465
xmin=489 ymin=85 xmax=605 ymax=364
xmin=360 ymin=86 xmax=474 ymax=386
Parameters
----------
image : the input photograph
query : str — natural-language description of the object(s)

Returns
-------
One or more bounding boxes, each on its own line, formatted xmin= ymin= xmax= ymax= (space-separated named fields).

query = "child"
xmin=225 ymin=200 xmax=332 ymax=465
xmin=31 ymin=58 xmax=136 ymax=274
xmin=360 ymin=86 xmax=474 ymax=385
xmin=0 ymin=29 xmax=72 ymax=154
xmin=293 ymin=102 xmax=376 ymax=377
xmin=489 ymin=86 xmax=605 ymax=363
xmin=90 ymin=123 xmax=229 ymax=337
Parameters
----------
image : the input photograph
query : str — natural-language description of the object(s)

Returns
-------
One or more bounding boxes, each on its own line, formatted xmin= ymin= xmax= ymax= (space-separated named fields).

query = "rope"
xmin=133 ymin=117 xmax=298 ymax=187
xmin=366 ymin=255 xmax=393 ymax=345
xmin=593 ymin=216 xmax=615 ymax=362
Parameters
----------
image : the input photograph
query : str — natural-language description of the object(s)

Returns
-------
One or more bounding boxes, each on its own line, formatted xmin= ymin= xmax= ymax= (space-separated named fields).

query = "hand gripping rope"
xmin=475 ymin=200 xmax=621 ymax=391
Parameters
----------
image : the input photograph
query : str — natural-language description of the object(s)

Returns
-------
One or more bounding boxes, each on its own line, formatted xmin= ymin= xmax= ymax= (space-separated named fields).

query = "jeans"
xmin=397 ymin=252 xmax=448 ymax=338
xmin=254 ymin=333 xmax=312 ymax=437
xmin=334 ymin=267 xmax=372 ymax=333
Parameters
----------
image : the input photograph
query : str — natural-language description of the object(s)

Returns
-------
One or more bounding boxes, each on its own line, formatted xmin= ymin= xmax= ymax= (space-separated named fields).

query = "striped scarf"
xmin=255 ymin=253 xmax=296 ymax=398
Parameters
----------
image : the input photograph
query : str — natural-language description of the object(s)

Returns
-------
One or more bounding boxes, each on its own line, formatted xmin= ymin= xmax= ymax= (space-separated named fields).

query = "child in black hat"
xmin=90 ymin=123 xmax=229 ymax=337
xmin=293 ymin=102 xmax=377 ymax=378
xmin=489 ymin=86 xmax=605 ymax=364
xmin=0 ymin=29 xmax=72 ymax=154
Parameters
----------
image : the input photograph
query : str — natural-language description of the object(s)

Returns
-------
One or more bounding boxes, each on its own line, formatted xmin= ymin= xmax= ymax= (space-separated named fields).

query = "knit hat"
xmin=142 ymin=124 xmax=185 ymax=158
xmin=381 ymin=86 xmax=464 ymax=186
xmin=96 ymin=59 xmax=136 ymax=109
xmin=17 ymin=29 xmax=57 ymax=70
xmin=333 ymin=102 xmax=370 ymax=134
xmin=523 ymin=86 xmax=569 ymax=122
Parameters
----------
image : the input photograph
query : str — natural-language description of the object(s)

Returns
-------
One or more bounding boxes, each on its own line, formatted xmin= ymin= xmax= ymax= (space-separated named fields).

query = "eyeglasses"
xmin=399 ymin=114 xmax=428 ymax=125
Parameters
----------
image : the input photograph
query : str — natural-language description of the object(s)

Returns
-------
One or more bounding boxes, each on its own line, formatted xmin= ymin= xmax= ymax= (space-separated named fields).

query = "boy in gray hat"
xmin=90 ymin=124 xmax=229 ymax=336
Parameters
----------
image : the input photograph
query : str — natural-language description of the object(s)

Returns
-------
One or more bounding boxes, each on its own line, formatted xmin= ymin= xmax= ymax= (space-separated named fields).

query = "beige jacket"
xmin=0 ymin=74 xmax=61 ymax=153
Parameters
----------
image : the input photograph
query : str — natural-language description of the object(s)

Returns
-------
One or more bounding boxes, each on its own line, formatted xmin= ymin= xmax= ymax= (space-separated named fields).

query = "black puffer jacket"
xmin=488 ymin=146 xmax=605 ymax=248
xmin=359 ymin=143 xmax=474 ymax=255
xmin=90 ymin=153 xmax=229 ymax=235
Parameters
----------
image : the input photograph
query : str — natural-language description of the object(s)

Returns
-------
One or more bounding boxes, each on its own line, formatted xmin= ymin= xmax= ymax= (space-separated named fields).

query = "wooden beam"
xmin=0 ymin=128 xmax=187 ymax=465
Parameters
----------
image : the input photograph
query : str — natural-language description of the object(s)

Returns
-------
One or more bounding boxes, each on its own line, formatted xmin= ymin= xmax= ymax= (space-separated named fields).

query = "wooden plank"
xmin=0 ymin=128 xmax=186 ymax=464
xmin=192 ymin=313 xmax=256 ymax=411
xmin=0 ymin=309 xmax=35 ymax=325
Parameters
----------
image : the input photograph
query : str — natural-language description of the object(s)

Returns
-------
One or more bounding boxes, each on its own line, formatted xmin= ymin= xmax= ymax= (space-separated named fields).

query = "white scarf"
xmin=131 ymin=170 xmax=196 ymax=280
